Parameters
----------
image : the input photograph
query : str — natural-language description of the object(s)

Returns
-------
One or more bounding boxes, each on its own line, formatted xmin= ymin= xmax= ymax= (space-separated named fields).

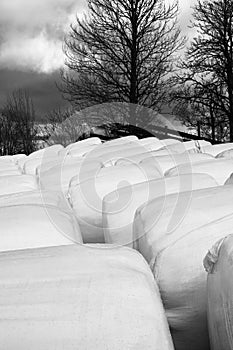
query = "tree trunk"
xmin=197 ymin=121 xmax=201 ymax=137
xmin=210 ymin=103 xmax=215 ymax=142
xmin=129 ymin=0 xmax=138 ymax=125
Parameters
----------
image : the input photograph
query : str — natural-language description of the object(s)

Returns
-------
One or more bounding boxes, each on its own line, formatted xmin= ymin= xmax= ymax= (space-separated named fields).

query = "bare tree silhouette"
xmin=0 ymin=90 xmax=36 ymax=155
xmin=173 ymin=0 xmax=233 ymax=141
xmin=61 ymin=0 xmax=184 ymax=127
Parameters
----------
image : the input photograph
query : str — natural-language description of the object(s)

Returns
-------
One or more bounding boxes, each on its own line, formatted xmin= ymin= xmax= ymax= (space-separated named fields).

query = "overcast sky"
xmin=0 ymin=0 xmax=197 ymax=118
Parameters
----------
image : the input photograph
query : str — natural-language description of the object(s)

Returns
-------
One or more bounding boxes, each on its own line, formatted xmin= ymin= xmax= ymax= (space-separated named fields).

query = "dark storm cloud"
xmin=0 ymin=0 xmax=86 ymax=114
xmin=0 ymin=69 xmax=68 ymax=117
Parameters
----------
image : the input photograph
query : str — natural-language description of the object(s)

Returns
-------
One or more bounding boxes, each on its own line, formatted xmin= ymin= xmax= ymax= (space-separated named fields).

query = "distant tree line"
xmin=0 ymin=90 xmax=37 ymax=155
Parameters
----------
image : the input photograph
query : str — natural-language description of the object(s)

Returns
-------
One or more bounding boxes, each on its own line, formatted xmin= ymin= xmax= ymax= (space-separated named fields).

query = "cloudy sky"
xmin=0 ymin=0 xmax=196 ymax=118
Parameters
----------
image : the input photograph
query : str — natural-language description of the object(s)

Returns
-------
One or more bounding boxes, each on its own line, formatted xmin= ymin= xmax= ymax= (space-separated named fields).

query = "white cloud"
xmin=0 ymin=31 xmax=64 ymax=73
xmin=0 ymin=0 xmax=86 ymax=73
xmin=0 ymin=0 xmax=197 ymax=74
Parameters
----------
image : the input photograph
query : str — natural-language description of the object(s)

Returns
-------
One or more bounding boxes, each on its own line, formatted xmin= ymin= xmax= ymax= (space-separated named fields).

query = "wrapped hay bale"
xmin=0 ymin=244 xmax=174 ymax=350
xmin=204 ymin=235 xmax=233 ymax=350
xmin=0 ymin=190 xmax=69 ymax=211
xmin=202 ymin=143 xmax=233 ymax=157
xmin=216 ymin=147 xmax=233 ymax=159
xmin=28 ymin=144 xmax=63 ymax=159
xmin=133 ymin=185 xmax=233 ymax=350
xmin=103 ymin=135 xmax=138 ymax=145
xmin=39 ymin=159 xmax=102 ymax=194
xmin=140 ymin=152 xmax=213 ymax=175
xmin=167 ymin=158 xmax=233 ymax=184
xmin=103 ymin=173 xmax=217 ymax=246
xmin=0 ymin=204 xmax=82 ymax=252
xmin=0 ymin=174 xmax=38 ymax=196
xmin=69 ymin=162 xmax=163 ymax=243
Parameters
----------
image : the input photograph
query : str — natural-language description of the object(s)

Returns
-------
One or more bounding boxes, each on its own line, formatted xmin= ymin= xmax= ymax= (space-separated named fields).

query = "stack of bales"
xmin=1 ymin=135 xmax=233 ymax=349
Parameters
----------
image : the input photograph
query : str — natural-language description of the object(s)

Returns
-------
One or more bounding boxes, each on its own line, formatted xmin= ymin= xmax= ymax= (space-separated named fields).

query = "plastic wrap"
xmin=204 ymin=235 xmax=233 ymax=350
xmin=133 ymin=185 xmax=233 ymax=350
xmin=69 ymin=162 xmax=162 ymax=243
xmin=0 ymin=244 xmax=174 ymax=349
xmin=0 ymin=174 xmax=38 ymax=196
xmin=216 ymin=148 xmax=233 ymax=159
xmin=150 ymin=218 xmax=233 ymax=350
xmin=0 ymin=190 xmax=70 ymax=211
xmin=28 ymin=144 xmax=63 ymax=159
xmin=167 ymin=158 xmax=233 ymax=184
xmin=39 ymin=159 xmax=102 ymax=193
xmin=103 ymin=173 xmax=218 ymax=246
xmin=140 ymin=152 xmax=213 ymax=175
xmin=202 ymin=142 xmax=233 ymax=157
xmin=0 ymin=204 xmax=82 ymax=251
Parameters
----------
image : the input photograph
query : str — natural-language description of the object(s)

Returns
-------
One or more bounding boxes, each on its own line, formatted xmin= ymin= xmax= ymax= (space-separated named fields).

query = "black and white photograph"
xmin=0 ymin=0 xmax=233 ymax=349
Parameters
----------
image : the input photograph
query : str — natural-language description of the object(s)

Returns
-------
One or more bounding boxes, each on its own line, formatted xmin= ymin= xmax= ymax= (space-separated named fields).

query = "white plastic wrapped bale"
xmin=60 ymin=138 xmax=101 ymax=158
xmin=23 ymin=156 xmax=59 ymax=175
xmin=104 ymin=135 xmax=138 ymax=145
xmin=134 ymin=185 xmax=233 ymax=263
xmin=17 ymin=156 xmax=28 ymax=170
xmin=161 ymin=138 xmax=181 ymax=146
xmin=137 ymin=138 xmax=167 ymax=151
xmin=37 ymin=155 xmax=77 ymax=175
xmin=12 ymin=154 xmax=27 ymax=162
xmin=68 ymin=137 xmax=101 ymax=148
xmin=203 ymin=142 xmax=233 ymax=157
xmin=103 ymin=173 xmax=218 ymax=247
xmin=0 ymin=168 xmax=22 ymax=176
xmin=115 ymin=150 xmax=171 ymax=166
xmin=140 ymin=152 xmax=213 ymax=175
xmin=115 ymin=151 xmax=160 ymax=166
xmin=170 ymin=140 xmax=198 ymax=153
xmin=216 ymin=147 xmax=233 ymax=159
xmin=149 ymin=149 xmax=178 ymax=156
xmin=0 ymin=204 xmax=82 ymax=252
xmin=28 ymin=144 xmax=64 ymax=159
xmin=99 ymin=145 xmax=159 ymax=166
xmin=150 ymin=217 xmax=233 ymax=350
xmin=68 ymin=159 xmax=159 ymax=189
xmin=86 ymin=139 xmax=140 ymax=158
xmin=167 ymin=158 xmax=233 ymax=184
xmin=0 ymin=190 xmax=70 ymax=211
xmin=68 ymin=162 xmax=163 ymax=243
xmin=138 ymin=136 xmax=159 ymax=145
xmin=68 ymin=144 xmax=100 ymax=157
xmin=0 ymin=244 xmax=174 ymax=350
xmin=86 ymin=142 xmax=146 ymax=166
xmin=0 ymin=155 xmax=14 ymax=161
xmin=39 ymin=159 xmax=103 ymax=194
xmin=204 ymin=235 xmax=233 ymax=350
xmin=0 ymin=160 xmax=21 ymax=175
xmin=0 ymin=154 xmax=27 ymax=167
xmin=0 ymin=158 xmax=19 ymax=170
xmin=162 ymin=140 xmax=211 ymax=154
xmin=133 ymin=186 xmax=233 ymax=350
xmin=0 ymin=175 xmax=38 ymax=196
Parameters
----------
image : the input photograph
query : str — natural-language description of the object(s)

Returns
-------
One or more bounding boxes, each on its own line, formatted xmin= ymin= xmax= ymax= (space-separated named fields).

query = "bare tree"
xmin=172 ymin=79 xmax=228 ymax=142
xmin=0 ymin=90 xmax=37 ymax=155
xmin=173 ymin=0 xmax=233 ymax=141
xmin=61 ymin=0 xmax=184 ymax=127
